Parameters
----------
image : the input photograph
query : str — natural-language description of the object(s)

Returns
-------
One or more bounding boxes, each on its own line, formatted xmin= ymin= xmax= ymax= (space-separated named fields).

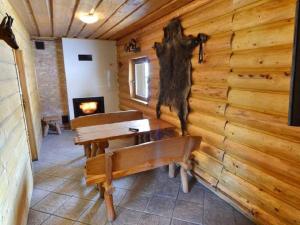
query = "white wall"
xmin=62 ymin=38 xmax=119 ymax=119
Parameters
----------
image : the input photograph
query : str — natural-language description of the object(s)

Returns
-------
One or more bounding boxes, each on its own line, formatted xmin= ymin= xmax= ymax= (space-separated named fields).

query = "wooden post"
xmin=43 ymin=123 xmax=49 ymax=137
xmin=180 ymin=166 xmax=189 ymax=193
xmin=169 ymin=163 xmax=176 ymax=178
xmin=104 ymin=152 xmax=116 ymax=221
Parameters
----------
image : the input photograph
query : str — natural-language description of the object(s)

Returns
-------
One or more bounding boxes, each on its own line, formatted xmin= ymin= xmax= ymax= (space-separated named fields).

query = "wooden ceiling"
xmin=9 ymin=0 xmax=194 ymax=40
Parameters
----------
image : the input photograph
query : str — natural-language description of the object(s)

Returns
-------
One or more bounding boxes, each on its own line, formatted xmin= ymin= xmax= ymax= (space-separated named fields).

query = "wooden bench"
xmin=71 ymin=110 xmax=143 ymax=157
xmin=85 ymin=135 xmax=201 ymax=221
xmin=42 ymin=115 xmax=61 ymax=137
xmin=71 ymin=110 xmax=143 ymax=130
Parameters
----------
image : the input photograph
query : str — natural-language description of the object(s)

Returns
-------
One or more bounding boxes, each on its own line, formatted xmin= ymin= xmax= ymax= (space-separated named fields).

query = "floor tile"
xmin=234 ymin=210 xmax=255 ymax=225
xmin=41 ymin=215 xmax=74 ymax=225
xmin=112 ymin=188 xmax=127 ymax=206
xmin=78 ymin=200 xmax=108 ymax=225
xmin=146 ymin=196 xmax=176 ymax=217
xmin=34 ymin=174 xmax=66 ymax=191
xmin=32 ymin=192 xmax=71 ymax=214
xmin=113 ymin=175 xmax=138 ymax=190
xmin=171 ymin=219 xmax=199 ymax=225
xmin=203 ymin=192 xmax=234 ymax=225
xmin=138 ymin=213 xmax=171 ymax=225
xmin=26 ymin=209 xmax=50 ymax=225
xmin=173 ymin=200 xmax=203 ymax=224
xmin=154 ymin=179 xmax=180 ymax=199
xmin=112 ymin=207 xmax=143 ymax=225
xmin=28 ymin=131 xmax=254 ymax=225
xmin=120 ymin=191 xmax=150 ymax=211
xmin=30 ymin=189 xmax=50 ymax=207
xmin=177 ymin=186 xmax=204 ymax=205
xmin=53 ymin=196 xmax=93 ymax=220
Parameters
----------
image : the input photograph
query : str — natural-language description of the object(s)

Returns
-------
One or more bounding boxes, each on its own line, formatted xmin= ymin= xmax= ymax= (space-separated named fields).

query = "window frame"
xmin=130 ymin=57 xmax=150 ymax=103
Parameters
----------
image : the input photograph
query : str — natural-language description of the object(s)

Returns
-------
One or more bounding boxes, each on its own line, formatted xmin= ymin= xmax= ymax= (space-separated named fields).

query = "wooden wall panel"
xmin=0 ymin=1 xmax=42 ymax=225
xmin=117 ymin=0 xmax=300 ymax=224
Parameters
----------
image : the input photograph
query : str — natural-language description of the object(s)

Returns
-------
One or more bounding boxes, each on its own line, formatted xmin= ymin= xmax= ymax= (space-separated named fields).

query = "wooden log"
xmin=187 ymin=124 xmax=225 ymax=149
xmin=192 ymin=166 xmax=218 ymax=187
xmin=196 ymin=141 xmax=224 ymax=161
xmin=227 ymin=89 xmax=289 ymax=116
xmin=227 ymin=71 xmax=290 ymax=92
xmin=225 ymin=123 xmax=300 ymax=164
xmin=217 ymin=176 xmax=287 ymax=225
xmin=192 ymin=151 xmax=223 ymax=179
xmin=188 ymin=112 xmax=226 ymax=135
xmin=189 ymin=98 xmax=227 ymax=116
xmin=192 ymin=51 xmax=231 ymax=70
xmin=232 ymin=0 xmax=296 ymax=31
xmin=218 ymin=170 xmax=300 ymax=225
xmin=232 ymin=19 xmax=294 ymax=51
xmin=181 ymin=0 xmax=233 ymax=28
xmin=192 ymin=68 xmax=230 ymax=84
xmin=230 ymin=46 xmax=293 ymax=71
xmin=224 ymin=154 xmax=300 ymax=209
xmin=225 ymin=106 xmax=300 ymax=140
xmin=185 ymin=13 xmax=233 ymax=36
xmin=224 ymin=139 xmax=300 ymax=187
xmin=191 ymin=84 xmax=229 ymax=100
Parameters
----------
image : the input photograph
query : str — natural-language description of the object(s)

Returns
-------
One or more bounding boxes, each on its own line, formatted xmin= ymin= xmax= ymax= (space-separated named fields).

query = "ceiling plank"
xmin=99 ymin=0 xmax=175 ymax=39
xmin=8 ymin=0 xmax=39 ymax=36
xmin=77 ymin=0 xmax=127 ymax=38
xmin=29 ymin=0 xmax=52 ymax=37
xmin=108 ymin=0 xmax=194 ymax=40
xmin=67 ymin=0 xmax=99 ymax=37
xmin=89 ymin=0 xmax=147 ymax=39
xmin=53 ymin=0 xmax=76 ymax=37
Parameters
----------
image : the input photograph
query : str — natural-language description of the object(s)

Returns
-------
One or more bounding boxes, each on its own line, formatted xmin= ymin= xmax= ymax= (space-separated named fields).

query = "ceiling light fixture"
xmin=80 ymin=13 xmax=99 ymax=24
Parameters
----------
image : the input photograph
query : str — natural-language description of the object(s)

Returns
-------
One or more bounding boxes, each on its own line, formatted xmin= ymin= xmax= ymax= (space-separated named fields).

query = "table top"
xmin=74 ymin=118 xmax=175 ymax=145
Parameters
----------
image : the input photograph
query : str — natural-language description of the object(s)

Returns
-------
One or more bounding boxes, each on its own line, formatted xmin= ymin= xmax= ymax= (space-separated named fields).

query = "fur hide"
xmin=154 ymin=18 xmax=207 ymax=134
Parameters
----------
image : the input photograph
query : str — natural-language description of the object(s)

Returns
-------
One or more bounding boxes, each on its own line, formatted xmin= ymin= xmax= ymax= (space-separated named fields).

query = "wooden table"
xmin=74 ymin=118 xmax=175 ymax=145
xmin=74 ymin=118 xmax=177 ymax=178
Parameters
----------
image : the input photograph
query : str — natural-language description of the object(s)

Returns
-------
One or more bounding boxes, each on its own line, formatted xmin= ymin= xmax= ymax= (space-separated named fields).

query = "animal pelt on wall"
xmin=153 ymin=18 xmax=208 ymax=134
xmin=0 ymin=14 xmax=19 ymax=49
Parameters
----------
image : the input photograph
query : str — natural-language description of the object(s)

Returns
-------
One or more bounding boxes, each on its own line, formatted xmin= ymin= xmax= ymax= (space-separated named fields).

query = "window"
xmin=130 ymin=57 xmax=150 ymax=102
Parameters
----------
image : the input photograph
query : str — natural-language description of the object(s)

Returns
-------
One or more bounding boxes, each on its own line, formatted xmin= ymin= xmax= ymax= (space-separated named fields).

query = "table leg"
xmin=180 ymin=166 xmax=189 ymax=193
xmin=169 ymin=162 xmax=176 ymax=178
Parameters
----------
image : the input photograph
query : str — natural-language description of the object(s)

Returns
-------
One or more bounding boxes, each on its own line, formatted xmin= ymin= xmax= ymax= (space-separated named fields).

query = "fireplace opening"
xmin=73 ymin=97 xmax=105 ymax=118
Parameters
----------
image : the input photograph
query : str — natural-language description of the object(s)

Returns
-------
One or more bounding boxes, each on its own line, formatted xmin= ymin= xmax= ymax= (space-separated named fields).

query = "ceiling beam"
xmin=76 ymin=0 xmax=126 ymax=38
xmin=29 ymin=0 xmax=52 ymax=37
xmin=52 ymin=0 xmax=77 ymax=37
xmin=65 ymin=0 xmax=80 ymax=37
xmin=66 ymin=0 xmax=99 ymax=37
xmin=88 ymin=0 xmax=147 ymax=39
xmin=100 ymin=0 xmax=177 ymax=39
xmin=108 ymin=0 xmax=194 ymax=40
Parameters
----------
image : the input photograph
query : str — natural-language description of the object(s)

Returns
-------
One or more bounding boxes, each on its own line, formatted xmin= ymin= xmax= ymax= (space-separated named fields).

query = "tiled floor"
xmin=27 ymin=131 xmax=254 ymax=225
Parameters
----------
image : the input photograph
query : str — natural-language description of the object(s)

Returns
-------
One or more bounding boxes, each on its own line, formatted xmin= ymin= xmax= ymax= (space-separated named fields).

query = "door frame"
xmin=14 ymin=49 xmax=39 ymax=160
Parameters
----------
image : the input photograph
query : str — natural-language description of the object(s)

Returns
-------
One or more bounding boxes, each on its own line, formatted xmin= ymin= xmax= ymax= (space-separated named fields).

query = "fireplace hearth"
xmin=73 ymin=97 xmax=104 ymax=118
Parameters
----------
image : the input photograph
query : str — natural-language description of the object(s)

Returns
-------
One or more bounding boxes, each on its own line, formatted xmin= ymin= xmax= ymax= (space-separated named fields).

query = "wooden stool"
xmin=42 ymin=116 xmax=61 ymax=137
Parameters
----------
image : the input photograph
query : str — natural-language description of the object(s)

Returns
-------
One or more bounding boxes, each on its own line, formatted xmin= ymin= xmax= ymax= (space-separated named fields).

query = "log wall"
xmin=116 ymin=0 xmax=300 ymax=224
xmin=0 ymin=0 xmax=42 ymax=224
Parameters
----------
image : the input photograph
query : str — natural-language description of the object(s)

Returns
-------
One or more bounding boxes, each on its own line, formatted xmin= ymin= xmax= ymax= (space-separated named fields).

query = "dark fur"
xmin=153 ymin=18 xmax=207 ymax=134
xmin=0 ymin=14 xmax=19 ymax=49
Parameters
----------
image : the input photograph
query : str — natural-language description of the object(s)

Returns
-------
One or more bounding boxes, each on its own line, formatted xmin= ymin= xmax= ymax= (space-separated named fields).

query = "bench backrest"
xmin=85 ymin=135 xmax=201 ymax=185
xmin=71 ymin=110 xmax=143 ymax=130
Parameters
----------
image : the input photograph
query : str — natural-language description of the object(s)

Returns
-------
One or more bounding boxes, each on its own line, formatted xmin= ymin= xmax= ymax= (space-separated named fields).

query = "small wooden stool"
xmin=42 ymin=116 xmax=61 ymax=137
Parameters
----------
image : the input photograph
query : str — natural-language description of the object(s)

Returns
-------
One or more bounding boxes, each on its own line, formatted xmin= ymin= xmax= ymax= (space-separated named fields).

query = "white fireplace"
xmin=62 ymin=38 xmax=119 ymax=119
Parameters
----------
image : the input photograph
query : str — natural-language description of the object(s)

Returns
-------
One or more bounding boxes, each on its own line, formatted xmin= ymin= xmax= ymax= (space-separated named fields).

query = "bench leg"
xmin=180 ymin=166 xmax=189 ymax=193
xmin=97 ymin=184 xmax=105 ymax=198
xmin=43 ymin=123 xmax=49 ymax=137
xmin=55 ymin=122 xmax=62 ymax=135
xmin=169 ymin=163 xmax=176 ymax=178
xmin=104 ymin=191 xmax=116 ymax=222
